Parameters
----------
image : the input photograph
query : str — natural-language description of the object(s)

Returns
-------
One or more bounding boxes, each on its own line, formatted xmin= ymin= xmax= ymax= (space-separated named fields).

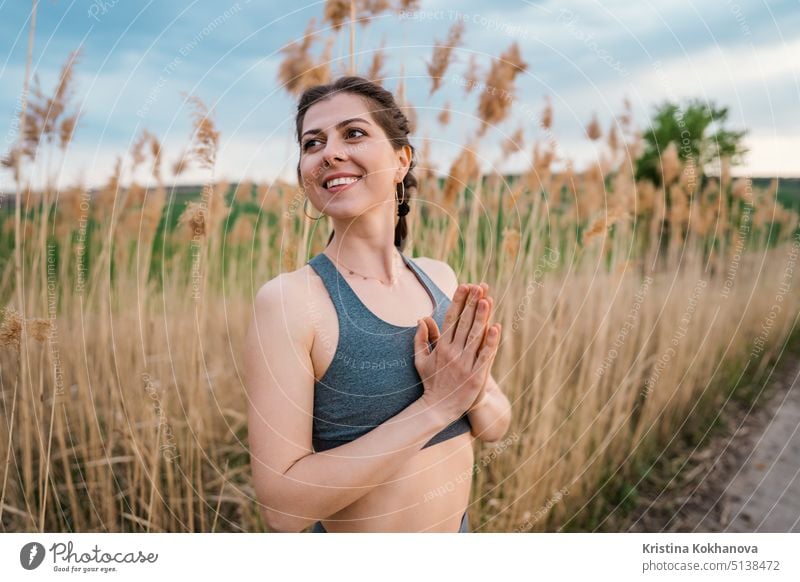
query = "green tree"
xmin=635 ymin=98 xmax=749 ymax=186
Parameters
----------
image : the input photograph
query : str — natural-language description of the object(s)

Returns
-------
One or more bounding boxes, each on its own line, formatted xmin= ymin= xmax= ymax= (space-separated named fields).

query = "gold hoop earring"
xmin=396 ymin=181 xmax=410 ymax=217
xmin=303 ymin=197 xmax=324 ymax=220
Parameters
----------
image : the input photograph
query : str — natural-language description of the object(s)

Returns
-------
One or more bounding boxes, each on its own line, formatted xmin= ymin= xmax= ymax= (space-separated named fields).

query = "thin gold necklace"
xmin=328 ymin=250 xmax=404 ymax=286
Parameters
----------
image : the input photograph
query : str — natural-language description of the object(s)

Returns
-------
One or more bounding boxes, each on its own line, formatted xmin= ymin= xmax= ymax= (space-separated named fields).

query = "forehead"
xmin=301 ymin=92 xmax=376 ymax=132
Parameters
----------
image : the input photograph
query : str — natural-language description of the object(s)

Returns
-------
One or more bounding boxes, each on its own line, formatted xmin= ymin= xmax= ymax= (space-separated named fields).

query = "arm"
xmin=466 ymin=372 xmax=512 ymax=443
xmin=419 ymin=258 xmax=513 ymax=443
xmin=245 ymin=276 xmax=453 ymax=533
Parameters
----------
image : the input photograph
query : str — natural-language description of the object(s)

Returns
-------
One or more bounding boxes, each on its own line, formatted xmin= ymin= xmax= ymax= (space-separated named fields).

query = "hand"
xmin=414 ymin=282 xmax=501 ymax=424
xmin=467 ymin=283 xmax=498 ymax=412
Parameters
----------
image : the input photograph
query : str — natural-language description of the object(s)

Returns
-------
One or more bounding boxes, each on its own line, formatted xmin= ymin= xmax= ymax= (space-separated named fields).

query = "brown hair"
xmin=295 ymin=76 xmax=418 ymax=251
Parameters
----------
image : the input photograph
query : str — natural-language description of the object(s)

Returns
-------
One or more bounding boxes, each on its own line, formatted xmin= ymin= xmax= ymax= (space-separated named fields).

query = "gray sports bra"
xmin=306 ymin=251 xmax=472 ymax=452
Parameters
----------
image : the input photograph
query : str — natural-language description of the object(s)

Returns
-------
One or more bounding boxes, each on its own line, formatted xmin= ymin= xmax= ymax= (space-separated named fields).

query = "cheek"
xmin=298 ymin=157 xmax=319 ymax=185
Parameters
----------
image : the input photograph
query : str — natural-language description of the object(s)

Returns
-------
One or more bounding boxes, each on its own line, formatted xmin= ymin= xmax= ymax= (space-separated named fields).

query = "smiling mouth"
xmin=324 ymin=176 xmax=363 ymax=192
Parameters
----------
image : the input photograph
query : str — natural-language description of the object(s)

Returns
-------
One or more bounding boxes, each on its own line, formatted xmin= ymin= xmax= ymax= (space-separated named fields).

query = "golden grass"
xmin=477 ymin=42 xmax=528 ymax=136
xmin=427 ymin=21 xmax=465 ymax=97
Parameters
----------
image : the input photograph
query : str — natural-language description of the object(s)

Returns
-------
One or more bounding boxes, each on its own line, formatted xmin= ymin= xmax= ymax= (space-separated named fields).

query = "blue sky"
xmin=1 ymin=0 xmax=798 ymax=190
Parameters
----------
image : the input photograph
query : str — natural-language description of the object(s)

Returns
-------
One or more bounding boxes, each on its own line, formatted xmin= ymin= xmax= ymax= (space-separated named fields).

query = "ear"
xmin=395 ymin=144 xmax=412 ymax=182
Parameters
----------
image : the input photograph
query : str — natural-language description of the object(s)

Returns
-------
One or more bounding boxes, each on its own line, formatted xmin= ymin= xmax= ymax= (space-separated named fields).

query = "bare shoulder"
xmin=413 ymin=256 xmax=459 ymax=300
xmin=251 ymin=265 xmax=318 ymax=348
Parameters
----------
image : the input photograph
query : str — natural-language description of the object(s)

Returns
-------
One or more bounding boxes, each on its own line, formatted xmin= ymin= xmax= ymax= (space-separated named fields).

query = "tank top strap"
xmin=401 ymin=256 xmax=448 ymax=303
xmin=307 ymin=251 xmax=451 ymax=328
xmin=306 ymin=252 xmax=360 ymax=318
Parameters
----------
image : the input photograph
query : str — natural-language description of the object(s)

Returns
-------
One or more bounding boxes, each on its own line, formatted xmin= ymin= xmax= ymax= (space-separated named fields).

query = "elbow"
xmin=261 ymin=505 xmax=309 ymax=533
xmin=476 ymin=427 xmax=508 ymax=444
xmin=265 ymin=513 xmax=304 ymax=533
xmin=475 ymin=414 xmax=513 ymax=444
xmin=256 ymin=484 xmax=315 ymax=533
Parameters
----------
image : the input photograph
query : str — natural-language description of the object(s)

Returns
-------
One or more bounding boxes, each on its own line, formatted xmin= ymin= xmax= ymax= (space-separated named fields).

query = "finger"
xmin=473 ymin=323 xmax=501 ymax=373
xmin=414 ymin=317 xmax=431 ymax=357
xmin=464 ymin=297 xmax=490 ymax=358
xmin=478 ymin=295 xmax=494 ymax=352
xmin=441 ymin=284 xmax=470 ymax=344
xmin=454 ymin=285 xmax=483 ymax=348
xmin=424 ymin=316 xmax=440 ymax=351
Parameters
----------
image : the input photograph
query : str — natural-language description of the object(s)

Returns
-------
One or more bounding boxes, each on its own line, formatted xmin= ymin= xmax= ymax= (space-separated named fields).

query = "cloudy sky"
xmin=1 ymin=0 xmax=798 ymax=191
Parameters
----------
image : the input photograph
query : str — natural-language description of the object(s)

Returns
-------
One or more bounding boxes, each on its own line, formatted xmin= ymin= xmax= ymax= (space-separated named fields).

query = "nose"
xmin=321 ymin=135 xmax=348 ymax=167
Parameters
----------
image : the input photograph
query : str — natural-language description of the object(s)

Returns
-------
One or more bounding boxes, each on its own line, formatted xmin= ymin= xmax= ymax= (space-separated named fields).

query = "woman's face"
xmin=299 ymin=92 xmax=410 ymax=219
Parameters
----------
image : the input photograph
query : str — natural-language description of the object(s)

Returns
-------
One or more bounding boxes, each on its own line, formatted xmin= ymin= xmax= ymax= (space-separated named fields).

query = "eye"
xmin=346 ymin=127 xmax=367 ymax=139
xmin=302 ymin=137 xmax=321 ymax=151
xmin=302 ymin=127 xmax=365 ymax=152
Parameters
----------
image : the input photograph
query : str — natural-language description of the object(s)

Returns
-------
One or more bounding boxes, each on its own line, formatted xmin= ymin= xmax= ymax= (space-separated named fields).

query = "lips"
xmin=323 ymin=173 xmax=363 ymax=192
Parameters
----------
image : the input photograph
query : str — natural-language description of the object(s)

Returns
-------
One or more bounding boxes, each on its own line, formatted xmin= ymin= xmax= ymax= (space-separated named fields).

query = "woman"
xmin=244 ymin=76 xmax=512 ymax=533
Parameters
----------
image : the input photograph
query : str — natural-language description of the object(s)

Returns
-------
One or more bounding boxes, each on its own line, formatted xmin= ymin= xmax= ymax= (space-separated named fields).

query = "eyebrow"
xmin=301 ymin=117 xmax=372 ymax=140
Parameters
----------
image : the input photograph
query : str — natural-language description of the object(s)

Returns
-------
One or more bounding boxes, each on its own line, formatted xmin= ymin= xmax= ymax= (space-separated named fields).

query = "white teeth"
xmin=325 ymin=176 xmax=360 ymax=189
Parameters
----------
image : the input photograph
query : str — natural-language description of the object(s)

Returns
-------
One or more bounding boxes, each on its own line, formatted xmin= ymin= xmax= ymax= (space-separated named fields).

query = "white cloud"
xmin=633 ymin=36 xmax=800 ymax=101
xmin=738 ymin=134 xmax=800 ymax=177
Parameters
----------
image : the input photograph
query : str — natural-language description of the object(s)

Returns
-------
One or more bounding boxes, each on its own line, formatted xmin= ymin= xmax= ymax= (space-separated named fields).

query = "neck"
xmin=325 ymin=239 xmax=403 ymax=282
xmin=323 ymin=205 xmax=404 ymax=282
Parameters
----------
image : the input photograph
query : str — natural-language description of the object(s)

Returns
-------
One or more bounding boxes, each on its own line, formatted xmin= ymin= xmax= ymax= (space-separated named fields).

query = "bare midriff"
xmin=301 ymin=261 xmax=476 ymax=532
xmin=320 ymin=432 xmax=474 ymax=532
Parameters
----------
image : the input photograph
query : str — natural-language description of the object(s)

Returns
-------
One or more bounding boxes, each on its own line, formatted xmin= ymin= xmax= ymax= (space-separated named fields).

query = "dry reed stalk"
xmin=659 ymin=141 xmax=681 ymax=186
xmin=501 ymin=182 xmax=524 ymax=216
xmin=609 ymin=157 xmax=635 ymax=211
xmin=437 ymin=102 xmax=451 ymax=126
xmin=635 ymin=179 xmax=656 ymax=215
xmin=140 ymin=185 xmax=166 ymax=240
xmin=185 ymin=95 xmax=220 ymax=170
xmin=278 ymin=19 xmax=332 ymax=95
xmin=500 ymin=227 xmax=521 ymax=277
xmin=0 ymin=306 xmax=23 ymax=348
xmin=123 ymin=182 xmax=147 ymax=211
xmin=228 ymin=214 xmax=255 ymax=246
xmin=233 ymin=180 xmax=253 ymax=204
xmin=307 ymin=37 xmax=334 ymax=88
xmin=501 ymin=126 xmax=525 ymax=158
xmin=366 ymin=41 xmax=386 ymax=84
xmin=394 ymin=72 xmax=417 ymax=134
xmin=172 ymin=149 xmax=190 ymax=176
xmin=582 ymin=206 xmax=631 ymax=246
xmin=463 ymin=54 xmax=479 ymax=94
xmin=585 ymin=113 xmax=602 ymax=141
xmin=427 ymin=21 xmax=465 ymax=97
xmin=442 ymin=219 xmax=459 ymax=257
xmin=523 ymin=141 xmax=554 ymax=196
xmin=476 ymin=42 xmax=527 ymax=136
xmin=606 ymin=120 xmax=619 ymax=154
xmin=58 ymin=114 xmax=78 ymax=150
xmin=0 ymin=9 xmax=38 ymax=536
xmin=539 ymin=96 xmax=553 ymax=132
xmin=130 ymin=130 xmax=149 ymax=174
xmin=442 ymin=144 xmax=478 ymax=209
xmin=577 ymin=161 xmax=605 ymax=219
xmin=678 ymin=159 xmax=699 ymax=196
xmin=323 ymin=0 xmax=350 ymax=30
xmin=415 ymin=137 xmax=436 ymax=183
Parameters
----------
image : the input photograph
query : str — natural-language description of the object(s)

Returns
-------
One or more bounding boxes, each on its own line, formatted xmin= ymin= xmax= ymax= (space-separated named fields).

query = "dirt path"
xmin=720 ymin=353 xmax=800 ymax=532
xmin=610 ymin=348 xmax=800 ymax=532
